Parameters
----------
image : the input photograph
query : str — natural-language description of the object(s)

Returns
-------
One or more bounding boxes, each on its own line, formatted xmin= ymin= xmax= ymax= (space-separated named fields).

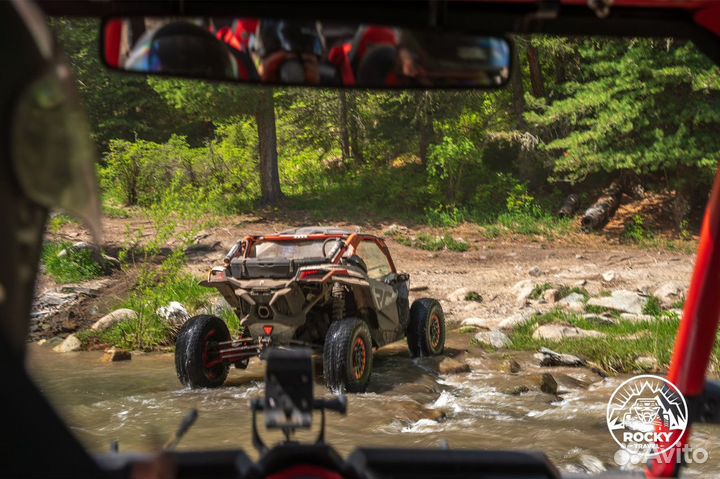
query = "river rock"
xmin=53 ymin=334 xmax=81 ymax=353
xmin=504 ymin=359 xmax=521 ymax=373
xmin=556 ymin=292 xmax=586 ymax=312
xmin=474 ymin=330 xmax=511 ymax=349
xmin=534 ymin=347 xmax=585 ymax=367
xmin=506 ymin=385 xmax=530 ymax=395
xmin=601 ymin=271 xmax=617 ymax=283
xmin=447 ymin=287 xmax=479 ymax=302
xmin=536 ymin=373 xmax=558 ymax=395
xmin=91 ymin=308 xmax=138 ymax=332
xmin=636 ymin=355 xmax=659 ymax=372
xmin=528 ymin=266 xmax=543 ymax=277
xmin=437 ymin=357 xmax=471 ymax=375
xmin=653 ymin=281 xmax=686 ymax=307
xmin=157 ymin=301 xmax=190 ymax=327
xmin=498 ymin=312 xmax=533 ymax=330
xmin=532 ymin=324 xmax=604 ymax=341
xmin=587 ymin=290 xmax=647 ymax=315
xmin=542 ymin=289 xmax=560 ymax=303
xmin=101 ymin=348 xmax=132 ymax=362
xmin=619 ymin=313 xmax=656 ymax=323
xmin=461 ymin=317 xmax=490 ymax=328
xmin=512 ymin=280 xmax=536 ymax=304
xmin=582 ymin=313 xmax=617 ymax=325
xmin=383 ymin=224 xmax=410 ymax=236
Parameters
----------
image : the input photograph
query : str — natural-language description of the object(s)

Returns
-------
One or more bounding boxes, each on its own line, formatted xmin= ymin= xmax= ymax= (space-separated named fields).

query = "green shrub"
xmin=42 ymin=241 xmax=102 ymax=284
xmin=397 ymin=233 xmax=469 ymax=252
xmin=643 ymin=295 xmax=663 ymax=316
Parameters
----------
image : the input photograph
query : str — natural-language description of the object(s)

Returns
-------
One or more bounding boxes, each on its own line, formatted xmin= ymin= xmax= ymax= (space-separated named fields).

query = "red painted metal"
xmin=646 ymin=166 xmax=720 ymax=477
xmin=263 ymin=325 xmax=274 ymax=336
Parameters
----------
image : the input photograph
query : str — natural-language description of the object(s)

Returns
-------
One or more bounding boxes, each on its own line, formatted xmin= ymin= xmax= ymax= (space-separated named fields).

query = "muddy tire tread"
xmin=323 ymin=318 xmax=372 ymax=393
xmin=175 ymin=314 xmax=230 ymax=388
xmin=407 ymin=298 xmax=446 ymax=357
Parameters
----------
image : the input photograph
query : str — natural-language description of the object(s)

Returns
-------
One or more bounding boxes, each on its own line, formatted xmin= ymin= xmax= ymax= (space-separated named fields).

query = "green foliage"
xmin=464 ymin=291 xmax=483 ymax=302
xmin=396 ymin=233 xmax=469 ymax=252
xmin=42 ymin=242 xmax=102 ymax=284
xmin=643 ymin=295 xmax=663 ymax=317
xmin=48 ymin=214 xmax=77 ymax=234
xmin=508 ymin=309 xmax=683 ymax=373
xmin=623 ymin=215 xmax=653 ymax=243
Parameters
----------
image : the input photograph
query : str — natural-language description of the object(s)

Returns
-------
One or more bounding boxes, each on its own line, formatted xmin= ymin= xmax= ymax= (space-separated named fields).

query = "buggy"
xmin=175 ymin=227 xmax=446 ymax=392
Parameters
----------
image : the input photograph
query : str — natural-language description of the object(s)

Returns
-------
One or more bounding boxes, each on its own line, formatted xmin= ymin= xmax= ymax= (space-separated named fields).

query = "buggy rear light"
xmin=208 ymin=267 xmax=226 ymax=282
xmin=298 ymin=269 xmax=323 ymax=280
xmin=263 ymin=325 xmax=274 ymax=336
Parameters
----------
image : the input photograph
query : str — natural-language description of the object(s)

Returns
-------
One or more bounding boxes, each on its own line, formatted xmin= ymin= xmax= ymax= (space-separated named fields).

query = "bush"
xmin=42 ymin=241 xmax=103 ymax=284
xmin=396 ymin=233 xmax=469 ymax=252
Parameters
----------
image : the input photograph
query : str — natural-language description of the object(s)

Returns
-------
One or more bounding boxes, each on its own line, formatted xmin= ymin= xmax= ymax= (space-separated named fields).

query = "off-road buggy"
xmin=175 ymin=227 xmax=445 ymax=392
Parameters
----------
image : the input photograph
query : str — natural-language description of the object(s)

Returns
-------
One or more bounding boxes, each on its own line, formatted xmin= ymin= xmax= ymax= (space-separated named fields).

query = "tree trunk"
xmin=418 ymin=91 xmax=434 ymax=164
xmin=338 ymin=90 xmax=351 ymax=162
xmin=581 ymin=181 xmax=624 ymax=232
xmin=254 ymin=88 xmax=283 ymax=204
xmin=347 ymin=92 xmax=364 ymax=164
xmin=526 ymin=45 xmax=545 ymax=98
xmin=557 ymin=193 xmax=580 ymax=218
xmin=509 ymin=38 xmax=525 ymax=128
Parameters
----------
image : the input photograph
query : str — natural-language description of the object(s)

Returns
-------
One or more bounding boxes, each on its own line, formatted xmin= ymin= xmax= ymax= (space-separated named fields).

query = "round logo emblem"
xmin=607 ymin=375 xmax=688 ymax=457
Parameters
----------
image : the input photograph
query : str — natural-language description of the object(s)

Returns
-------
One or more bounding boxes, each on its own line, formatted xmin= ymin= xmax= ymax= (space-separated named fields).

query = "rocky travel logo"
xmin=607 ymin=375 xmax=688 ymax=457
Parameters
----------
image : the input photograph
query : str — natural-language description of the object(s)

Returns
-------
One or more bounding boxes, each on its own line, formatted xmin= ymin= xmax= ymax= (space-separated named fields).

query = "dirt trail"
xmin=35 ymin=214 xmax=695 ymax=341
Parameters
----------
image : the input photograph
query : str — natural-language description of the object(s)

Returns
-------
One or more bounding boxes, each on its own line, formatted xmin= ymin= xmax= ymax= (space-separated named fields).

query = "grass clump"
xmin=41 ymin=241 xmax=102 ymax=284
xmin=396 ymin=233 xmax=469 ymax=252
xmin=506 ymin=308 xmax=695 ymax=373
xmin=464 ymin=291 xmax=483 ymax=302
xmin=48 ymin=214 xmax=77 ymax=234
xmin=643 ymin=295 xmax=663 ymax=317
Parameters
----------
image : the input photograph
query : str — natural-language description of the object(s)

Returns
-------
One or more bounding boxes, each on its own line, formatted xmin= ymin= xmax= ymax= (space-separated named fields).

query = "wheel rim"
xmin=429 ymin=313 xmax=441 ymax=349
xmin=202 ymin=329 xmax=222 ymax=378
xmin=352 ymin=336 xmax=367 ymax=380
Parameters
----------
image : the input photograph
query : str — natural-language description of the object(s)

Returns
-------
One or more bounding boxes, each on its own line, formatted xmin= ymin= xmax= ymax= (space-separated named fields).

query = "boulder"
xmin=536 ymin=373 xmax=559 ymax=395
xmin=511 ymin=280 xmax=536 ymax=304
xmin=461 ymin=317 xmax=490 ymax=328
xmin=437 ymin=357 xmax=471 ymax=375
xmin=504 ymin=359 xmax=522 ymax=373
xmin=101 ymin=348 xmax=132 ymax=362
xmin=619 ymin=313 xmax=656 ymax=323
xmin=582 ymin=313 xmax=617 ymax=325
xmin=542 ymin=289 xmax=560 ymax=304
xmin=534 ymin=347 xmax=586 ymax=367
xmin=532 ymin=324 xmax=604 ymax=341
xmin=601 ymin=271 xmax=617 ymax=283
xmin=505 ymin=385 xmax=530 ymax=395
xmin=587 ymin=290 xmax=647 ymax=315
xmin=653 ymin=281 xmax=686 ymax=307
xmin=474 ymin=330 xmax=511 ymax=349
xmin=556 ymin=292 xmax=586 ymax=312
xmin=636 ymin=355 xmax=659 ymax=372
xmin=383 ymin=224 xmax=410 ymax=236
xmin=498 ymin=312 xmax=533 ymax=330
xmin=52 ymin=334 xmax=81 ymax=353
xmin=91 ymin=308 xmax=138 ymax=332
xmin=156 ymin=301 xmax=190 ymax=328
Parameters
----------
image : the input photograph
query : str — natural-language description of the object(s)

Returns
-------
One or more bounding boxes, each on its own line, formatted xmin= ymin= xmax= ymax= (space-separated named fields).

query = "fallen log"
xmin=557 ymin=193 xmax=580 ymax=218
xmin=581 ymin=180 xmax=623 ymax=232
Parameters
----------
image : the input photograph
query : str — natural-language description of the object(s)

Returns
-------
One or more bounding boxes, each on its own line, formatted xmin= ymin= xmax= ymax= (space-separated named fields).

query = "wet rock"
xmin=505 ymin=385 xmax=530 ymax=395
xmin=601 ymin=271 xmax=617 ymax=283
xmin=536 ymin=373 xmax=558 ymax=395
xmin=587 ymin=290 xmax=647 ymax=315
xmin=101 ymin=348 xmax=132 ymax=362
xmin=587 ymin=361 xmax=609 ymax=378
xmin=556 ymin=292 xmax=586 ymax=312
xmin=636 ymin=355 xmax=659 ymax=372
xmin=91 ymin=308 xmax=138 ymax=332
xmin=504 ymin=359 xmax=521 ymax=373
xmin=619 ymin=313 xmax=656 ymax=323
xmin=653 ymin=281 xmax=686 ymax=307
xmin=157 ymin=301 xmax=190 ymax=328
xmin=375 ymin=341 xmax=409 ymax=357
xmin=534 ymin=347 xmax=585 ymax=367
xmin=447 ymin=287 xmax=478 ymax=302
xmin=528 ymin=266 xmax=543 ymax=277
xmin=474 ymin=330 xmax=511 ymax=349
xmin=53 ymin=334 xmax=81 ymax=352
xmin=46 ymin=336 xmax=64 ymax=348
xmin=461 ymin=317 xmax=490 ymax=329
xmin=437 ymin=357 xmax=471 ymax=375
xmin=532 ymin=324 xmax=604 ymax=341
xmin=36 ymin=339 xmax=47 ymax=346
xmin=511 ymin=279 xmax=536 ymax=304
xmin=498 ymin=312 xmax=532 ymax=330
xmin=582 ymin=313 xmax=617 ymax=325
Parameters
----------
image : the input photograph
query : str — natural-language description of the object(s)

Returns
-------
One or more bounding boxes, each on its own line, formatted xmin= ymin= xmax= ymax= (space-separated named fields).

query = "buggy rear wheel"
xmin=407 ymin=298 xmax=445 ymax=357
xmin=175 ymin=315 xmax=230 ymax=388
xmin=323 ymin=319 xmax=373 ymax=393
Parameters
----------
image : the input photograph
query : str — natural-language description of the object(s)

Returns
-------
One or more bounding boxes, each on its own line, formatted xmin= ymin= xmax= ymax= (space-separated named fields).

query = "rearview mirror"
xmin=102 ymin=17 xmax=511 ymax=88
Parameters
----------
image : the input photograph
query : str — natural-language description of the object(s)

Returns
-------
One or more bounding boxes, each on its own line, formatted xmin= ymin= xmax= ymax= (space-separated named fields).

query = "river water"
xmin=26 ymin=344 xmax=720 ymax=477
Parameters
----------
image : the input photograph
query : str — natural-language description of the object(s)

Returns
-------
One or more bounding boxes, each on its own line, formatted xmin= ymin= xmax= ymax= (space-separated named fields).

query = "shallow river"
xmin=26 ymin=345 xmax=720 ymax=477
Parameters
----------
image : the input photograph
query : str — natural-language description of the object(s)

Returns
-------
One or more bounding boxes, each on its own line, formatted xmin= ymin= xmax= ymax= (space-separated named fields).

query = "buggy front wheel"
xmin=323 ymin=319 xmax=373 ymax=393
